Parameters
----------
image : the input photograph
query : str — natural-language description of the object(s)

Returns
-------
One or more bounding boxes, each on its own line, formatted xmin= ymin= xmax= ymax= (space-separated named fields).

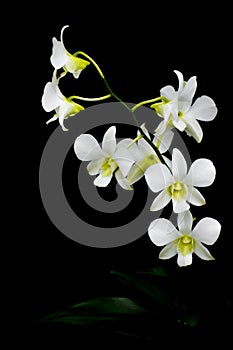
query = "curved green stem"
xmin=75 ymin=51 xmax=167 ymax=166
xmin=138 ymin=128 xmax=167 ymax=165
xmin=103 ymin=78 xmax=167 ymax=165
xmin=103 ymin=78 xmax=141 ymax=127
xmin=74 ymin=51 xmax=105 ymax=78
xmin=132 ymin=96 xmax=163 ymax=112
xmin=69 ymin=94 xmax=111 ymax=102
xmin=103 ymin=79 xmax=167 ymax=165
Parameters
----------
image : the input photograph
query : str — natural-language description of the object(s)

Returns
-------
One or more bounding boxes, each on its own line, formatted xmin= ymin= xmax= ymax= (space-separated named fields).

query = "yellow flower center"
xmin=177 ymin=234 xmax=194 ymax=256
xmin=101 ymin=157 xmax=117 ymax=177
xmin=167 ymin=181 xmax=186 ymax=202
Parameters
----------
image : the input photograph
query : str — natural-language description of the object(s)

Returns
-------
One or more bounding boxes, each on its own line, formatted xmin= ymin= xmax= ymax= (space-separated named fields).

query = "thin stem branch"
xmin=69 ymin=94 xmax=111 ymax=102
xmin=103 ymin=79 xmax=167 ymax=165
xmin=75 ymin=51 xmax=168 ymax=166
xmin=74 ymin=51 xmax=105 ymax=78
xmin=131 ymin=96 xmax=163 ymax=112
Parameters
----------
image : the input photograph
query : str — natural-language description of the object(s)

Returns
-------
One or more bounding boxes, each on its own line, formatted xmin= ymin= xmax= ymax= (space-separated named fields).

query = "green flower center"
xmin=177 ymin=234 xmax=194 ymax=256
xmin=167 ymin=181 xmax=186 ymax=202
xmin=101 ymin=157 xmax=117 ymax=177
xmin=178 ymin=111 xmax=184 ymax=118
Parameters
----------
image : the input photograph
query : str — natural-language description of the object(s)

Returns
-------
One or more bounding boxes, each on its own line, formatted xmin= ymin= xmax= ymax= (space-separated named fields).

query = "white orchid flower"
xmin=145 ymin=148 xmax=216 ymax=213
xmin=151 ymin=70 xmax=197 ymax=126
xmin=127 ymin=124 xmax=174 ymax=185
xmin=74 ymin=126 xmax=136 ymax=190
xmin=151 ymin=70 xmax=217 ymax=142
xmin=50 ymin=25 xmax=90 ymax=79
xmin=41 ymin=71 xmax=84 ymax=131
xmin=148 ymin=210 xmax=221 ymax=267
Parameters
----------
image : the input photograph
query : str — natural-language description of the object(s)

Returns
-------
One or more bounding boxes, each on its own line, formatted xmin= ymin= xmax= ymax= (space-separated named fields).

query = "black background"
xmin=19 ymin=4 xmax=232 ymax=348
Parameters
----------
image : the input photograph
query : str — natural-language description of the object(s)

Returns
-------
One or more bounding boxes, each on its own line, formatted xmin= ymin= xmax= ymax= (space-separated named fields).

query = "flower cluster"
xmin=42 ymin=25 xmax=221 ymax=266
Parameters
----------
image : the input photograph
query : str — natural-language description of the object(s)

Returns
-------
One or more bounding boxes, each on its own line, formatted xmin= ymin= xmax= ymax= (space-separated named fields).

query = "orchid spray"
xmin=40 ymin=25 xmax=222 ymax=338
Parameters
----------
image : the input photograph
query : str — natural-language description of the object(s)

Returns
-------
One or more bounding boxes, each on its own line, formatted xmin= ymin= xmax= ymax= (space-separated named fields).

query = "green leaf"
xmin=41 ymin=297 xmax=144 ymax=325
xmin=111 ymin=271 xmax=172 ymax=307
xmin=137 ymin=266 xmax=175 ymax=278
xmin=45 ymin=315 xmax=119 ymax=326
xmin=111 ymin=270 xmax=199 ymax=327
xmin=71 ymin=296 xmax=144 ymax=314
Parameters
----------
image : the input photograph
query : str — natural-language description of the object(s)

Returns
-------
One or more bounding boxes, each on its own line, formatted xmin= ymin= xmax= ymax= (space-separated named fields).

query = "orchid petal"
xmin=50 ymin=37 xmax=68 ymax=69
xmin=179 ymin=76 xmax=197 ymax=103
xmin=148 ymin=218 xmax=180 ymax=246
xmin=174 ymin=70 xmax=184 ymax=92
xmin=117 ymin=139 xmax=142 ymax=162
xmin=94 ymin=173 xmax=112 ymax=187
xmin=184 ymin=158 xmax=216 ymax=187
xmin=150 ymin=189 xmax=171 ymax=211
xmin=155 ymin=119 xmax=170 ymax=135
xmin=52 ymin=72 xmax=64 ymax=99
xmin=177 ymin=252 xmax=192 ymax=267
xmin=57 ymin=103 xmax=73 ymax=131
xmin=60 ymin=25 xmax=70 ymax=50
xmin=74 ymin=134 xmax=104 ymax=161
xmin=194 ymin=241 xmax=215 ymax=260
xmin=114 ymin=148 xmax=135 ymax=177
xmin=177 ymin=210 xmax=193 ymax=233
xmin=87 ymin=159 xmax=103 ymax=175
xmin=172 ymin=118 xmax=186 ymax=131
xmin=182 ymin=115 xmax=203 ymax=142
xmin=138 ymin=137 xmax=155 ymax=155
xmin=187 ymin=187 xmax=206 ymax=206
xmin=153 ymin=130 xmax=174 ymax=154
xmin=73 ymin=70 xmax=82 ymax=79
xmin=41 ymin=82 xmax=62 ymax=112
xmin=159 ymin=241 xmax=178 ymax=259
xmin=102 ymin=126 xmax=117 ymax=155
xmin=145 ymin=164 xmax=174 ymax=192
xmin=172 ymin=148 xmax=187 ymax=181
xmin=115 ymin=169 xmax=132 ymax=190
xmin=172 ymin=198 xmax=190 ymax=213
xmin=186 ymin=95 xmax=217 ymax=121
xmin=163 ymin=156 xmax=172 ymax=169
xmin=192 ymin=218 xmax=221 ymax=245
xmin=46 ymin=115 xmax=58 ymax=124
xmin=160 ymin=85 xmax=177 ymax=100
xmin=127 ymin=162 xmax=147 ymax=185
xmin=57 ymin=101 xmax=82 ymax=131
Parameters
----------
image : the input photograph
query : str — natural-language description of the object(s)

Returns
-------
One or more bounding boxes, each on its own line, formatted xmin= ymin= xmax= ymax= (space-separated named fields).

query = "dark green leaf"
xmin=46 ymin=315 xmax=119 ymax=325
xmin=137 ymin=266 xmax=175 ymax=278
xmin=40 ymin=297 xmax=144 ymax=325
xmin=111 ymin=270 xmax=172 ymax=307
xmin=111 ymin=270 xmax=199 ymax=327
xmin=71 ymin=296 xmax=144 ymax=314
